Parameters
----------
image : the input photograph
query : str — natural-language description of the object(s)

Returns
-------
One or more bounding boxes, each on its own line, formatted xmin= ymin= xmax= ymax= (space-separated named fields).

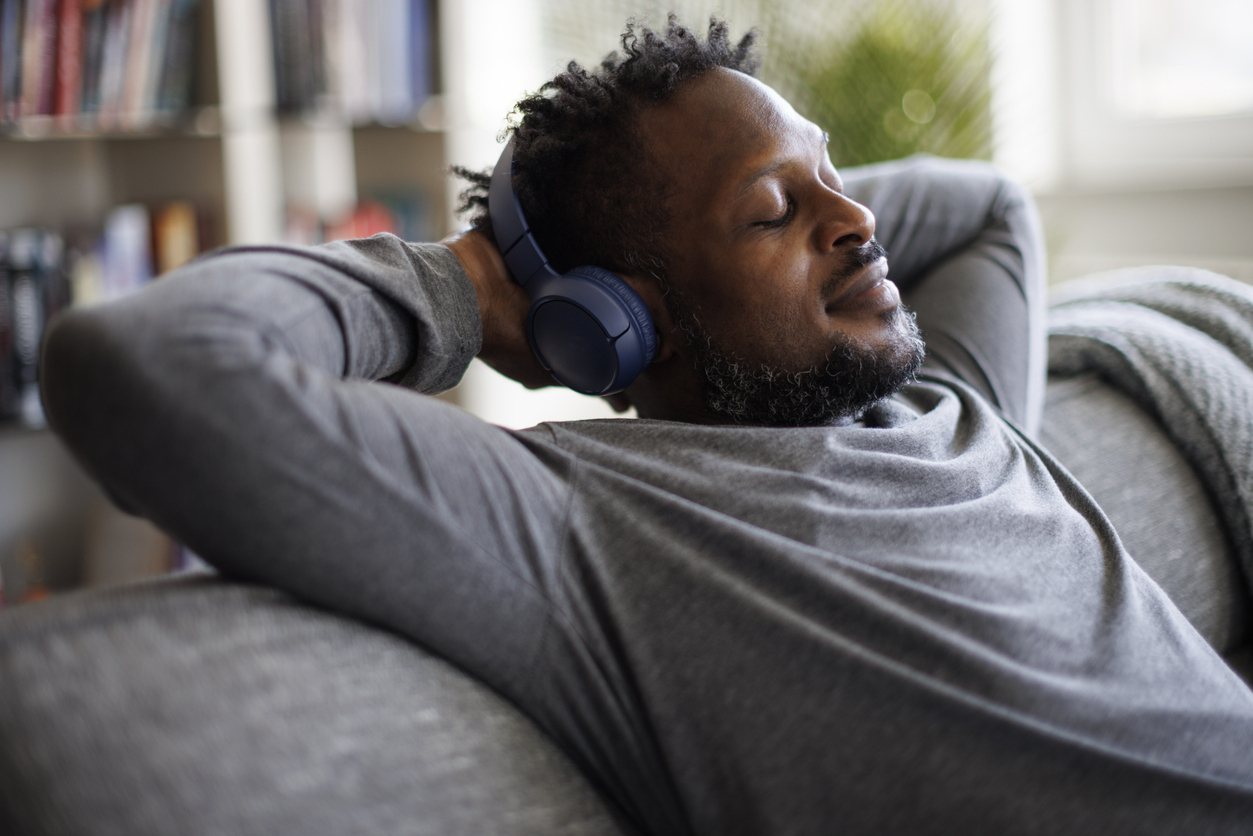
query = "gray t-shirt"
xmin=42 ymin=157 xmax=1253 ymax=834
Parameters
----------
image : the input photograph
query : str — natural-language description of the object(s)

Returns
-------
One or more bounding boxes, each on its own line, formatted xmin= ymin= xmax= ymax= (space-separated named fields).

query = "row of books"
xmin=0 ymin=200 xmax=205 ymax=425
xmin=0 ymin=0 xmax=199 ymax=130
xmin=0 ymin=190 xmax=438 ymax=427
xmin=271 ymin=0 xmax=433 ymax=123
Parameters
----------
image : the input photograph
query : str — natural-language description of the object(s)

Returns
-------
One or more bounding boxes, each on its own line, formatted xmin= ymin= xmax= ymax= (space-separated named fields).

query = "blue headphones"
xmin=487 ymin=138 xmax=656 ymax=396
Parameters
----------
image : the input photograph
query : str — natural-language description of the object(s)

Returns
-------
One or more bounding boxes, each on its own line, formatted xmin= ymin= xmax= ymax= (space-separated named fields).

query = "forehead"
xmin=637 ymin=68 xmax=819 ymax=204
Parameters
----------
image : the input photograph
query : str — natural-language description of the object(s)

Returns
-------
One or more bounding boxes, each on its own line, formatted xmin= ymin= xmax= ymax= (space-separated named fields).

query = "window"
xmin=1109 ymin=0 xmax=1253 ymax=120
xmin=1060 ymin=0 xmax=1253 ymax=188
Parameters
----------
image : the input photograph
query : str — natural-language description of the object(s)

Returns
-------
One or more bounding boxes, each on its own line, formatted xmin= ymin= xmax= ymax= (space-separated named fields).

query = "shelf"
xmin=0 ymin=108 xmax=223 ymax=142
xmin=273 ymin=96 xmax=447 ymax=135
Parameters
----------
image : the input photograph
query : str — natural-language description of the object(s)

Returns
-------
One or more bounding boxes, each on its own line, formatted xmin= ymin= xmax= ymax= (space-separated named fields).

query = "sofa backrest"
xmin=1041 ymin=371 xmax=1251 ymax=663
xmin=0 ymin=575 xmax=639 ymax=836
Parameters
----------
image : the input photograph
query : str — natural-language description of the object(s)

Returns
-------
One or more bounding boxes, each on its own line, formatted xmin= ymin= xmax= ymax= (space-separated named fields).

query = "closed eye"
xmin=757 ymin=199 xmax=796 ymax=229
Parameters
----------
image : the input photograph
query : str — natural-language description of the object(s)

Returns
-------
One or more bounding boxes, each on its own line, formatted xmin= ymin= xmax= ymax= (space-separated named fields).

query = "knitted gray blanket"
xmin=1049 ymin=266 xmax=1253 ymax=591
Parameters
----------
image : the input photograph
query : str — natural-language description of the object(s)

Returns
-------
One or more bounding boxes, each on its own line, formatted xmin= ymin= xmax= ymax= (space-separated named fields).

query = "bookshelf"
xmin=0 ymin=0 xmax=457 ymax=602
xmin=0 ymin=0 xmax=606 ymax=604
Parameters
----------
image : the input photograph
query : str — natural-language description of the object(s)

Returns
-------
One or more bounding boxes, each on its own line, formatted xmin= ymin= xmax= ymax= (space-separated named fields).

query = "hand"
xmin=442 ymin=228 xmax=554 ymax=390
xmin=443 ymin=227 xmax=639 ymax=414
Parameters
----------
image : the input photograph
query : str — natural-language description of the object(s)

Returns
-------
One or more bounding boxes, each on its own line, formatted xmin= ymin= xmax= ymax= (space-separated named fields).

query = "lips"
xmin=826 ymin=256 xmax=894 ymax=312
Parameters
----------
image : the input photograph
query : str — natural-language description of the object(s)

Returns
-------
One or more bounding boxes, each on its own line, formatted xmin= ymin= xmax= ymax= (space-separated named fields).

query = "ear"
xmin=620 ymin=272 xmax=677 ymax=364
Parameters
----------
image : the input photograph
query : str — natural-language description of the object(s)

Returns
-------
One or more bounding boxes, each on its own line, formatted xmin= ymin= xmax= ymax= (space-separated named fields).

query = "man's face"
xmin=637 ymin=68 xmax=924 ymax=425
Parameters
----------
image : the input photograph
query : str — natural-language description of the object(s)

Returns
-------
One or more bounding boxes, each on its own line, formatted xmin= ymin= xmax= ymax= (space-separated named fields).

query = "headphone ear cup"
xmin=565 ymin=266 xmax=657 ymax=363
xmin=524 ymin=266 xmax=658 ymax=395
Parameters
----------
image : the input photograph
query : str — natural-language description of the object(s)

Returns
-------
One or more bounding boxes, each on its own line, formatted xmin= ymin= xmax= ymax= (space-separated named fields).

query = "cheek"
xmin=688 ymin=258 xmax=833 ymax=366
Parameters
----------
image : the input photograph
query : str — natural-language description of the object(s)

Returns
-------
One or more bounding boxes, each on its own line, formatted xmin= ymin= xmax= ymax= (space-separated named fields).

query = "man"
xmin=42 ymin=17 xmax=1253 ymax=836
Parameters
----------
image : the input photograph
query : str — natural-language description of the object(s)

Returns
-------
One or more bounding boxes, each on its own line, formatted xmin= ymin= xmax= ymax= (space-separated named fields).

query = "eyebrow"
xmin=734 ymin=130 xmax=832 ymax=198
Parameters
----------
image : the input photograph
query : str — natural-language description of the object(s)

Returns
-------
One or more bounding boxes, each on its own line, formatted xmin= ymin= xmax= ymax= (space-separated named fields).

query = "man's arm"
xmin=842 ymin=156 xmax=1047 ymax=435
xmin=41 ymin=234 xmax=569 ymax=700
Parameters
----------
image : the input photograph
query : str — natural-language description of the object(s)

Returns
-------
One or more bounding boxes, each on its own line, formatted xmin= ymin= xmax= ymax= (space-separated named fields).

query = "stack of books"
xmin=0 ymin=0 xmax=199 ymax=131
xmin=270 ymin=0 xmax=432 ymax=124
xmin=0 ymin=228 xmax=69 ymax=426
xmin=0 ymin=200 xmax=205 ymax=427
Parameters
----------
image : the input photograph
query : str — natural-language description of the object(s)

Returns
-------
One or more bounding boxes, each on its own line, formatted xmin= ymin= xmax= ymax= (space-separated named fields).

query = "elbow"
xmin=41 ymin=304 xmax=154 ymax=488
xmin=43 ymin=307 xmax=112 ymax=440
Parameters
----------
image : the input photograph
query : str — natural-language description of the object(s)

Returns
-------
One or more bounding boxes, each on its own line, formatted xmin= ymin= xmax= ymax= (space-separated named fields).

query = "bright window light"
xmin=1110 ymin=0 xmax=1253 ymax=119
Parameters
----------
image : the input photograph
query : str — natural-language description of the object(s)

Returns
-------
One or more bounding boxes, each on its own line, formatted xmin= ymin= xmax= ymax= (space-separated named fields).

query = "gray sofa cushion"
xmin=1040 ymin=372 xmax=1251 ymax=656
xmin=0 ymin=576 xmax=637 ymax=836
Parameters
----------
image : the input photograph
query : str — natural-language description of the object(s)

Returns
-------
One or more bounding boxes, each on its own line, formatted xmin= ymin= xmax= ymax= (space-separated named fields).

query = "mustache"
xmin=820 ymin=238 xmax=889 ymax=298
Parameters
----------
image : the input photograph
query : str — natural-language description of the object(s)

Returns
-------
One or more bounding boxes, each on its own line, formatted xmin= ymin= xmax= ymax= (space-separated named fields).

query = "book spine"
xmin=141 ymin=0 xmax=168 ymax=114
xmin=101 ymin=204 xmax=152 ymax=298
xmin=376 ymin=0 xmax=409 ymax=123
xmin=153 ymin=201 xmax=197 ymax=274
xmin=39 ymin=230 xmax=68 ymax=322
xmin=53 ymin=0 xmax=81 ymax=118
xmin=155 ymin=0 xmax=194 ymax=112
xmin=0 ymin=0 xmax=22 ymax=122
xmin=0 ymin=232 xmax=16 ymax=421
xmin=410 ymin=0 xmax=429 ymax=105
xmin=307 ymin=0 xmax=326 ymax=108
xmin=78 ymin=0 xmax=106 ymax=115
xmin=8 ymin=229 xmax=44 ymax=426
xmin=121 ymin=0 xmax=157 ymax=125
xmin=20 ymin=0 xmax=45 ymax=117
xmin=95 ymin=0 xmax=130 ymax=127
xmin=337 ymin=0 xmax=369 ymax=121
xmin=34 ymin=0 xmax=55 ymax=113
xmin=268 ymin=0 xmax=288 ymax=110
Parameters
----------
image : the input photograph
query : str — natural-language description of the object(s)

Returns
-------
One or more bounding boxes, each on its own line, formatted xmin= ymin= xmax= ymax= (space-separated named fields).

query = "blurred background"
xmin=1 ymin=0 xmax=1250 ymax=600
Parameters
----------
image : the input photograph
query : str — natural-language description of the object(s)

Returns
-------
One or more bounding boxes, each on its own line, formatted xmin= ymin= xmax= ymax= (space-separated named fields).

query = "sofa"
xmin=2 ymin=352 xmax=1250 ymax=835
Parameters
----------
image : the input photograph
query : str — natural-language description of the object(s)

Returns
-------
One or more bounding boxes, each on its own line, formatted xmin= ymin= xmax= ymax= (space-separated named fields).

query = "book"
xmin=1 ymin=0 xmax=23 ymax=122
xmin=410 ymin=0 xmax=430 ymax=105
xmin=79 ymin=0 xmax=108 ymax=115
xmin=375 ymin=0 xmax=409 ymax=124
xmin=0 ymin=0 xmax=200 ymax=129
xmin=271 ymin=0 xmax=432 ymax=123
xmin=142 ymin=0 xmax=170 ymax=116
xmin=0 ymin=232 xmax=16 ymax=421
xmin=20 ymin=0 xmax=59 ymax=117
xmin=53 ymin=0 xmax=82 ymax=119
xmin=153 ymin=200 xmax=197 ymax=274
xmin=270 ymin=0 xmax=320 ymax=113
xmin=121 ymin=0 xmax=160 ymax=125
xmin=95 ymin=0 xmax=131 ymax=127
xmin=8 ymin=229 xmax=44 ymax=426
xmin=156 ymin=0 xmax=197 ymax=112
xmin=101 ymin=204 xmax=152 ymax=298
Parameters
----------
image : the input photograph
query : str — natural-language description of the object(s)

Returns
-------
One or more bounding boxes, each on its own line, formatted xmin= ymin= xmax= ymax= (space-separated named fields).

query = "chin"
xmin=694 ymin=305 xmax=927 ymax=427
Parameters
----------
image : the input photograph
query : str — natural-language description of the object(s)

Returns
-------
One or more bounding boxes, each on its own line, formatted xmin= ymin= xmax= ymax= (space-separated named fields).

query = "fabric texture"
xmin=0 ymin=575 xmax=639 ymax=836
xmin=1040 ymin=372 xmax=1249 ymax=656
xmin=1049 ymin=269 xmax=1253 ymax=600
xmin=36 ymin=157 xmax=1253 ymax=835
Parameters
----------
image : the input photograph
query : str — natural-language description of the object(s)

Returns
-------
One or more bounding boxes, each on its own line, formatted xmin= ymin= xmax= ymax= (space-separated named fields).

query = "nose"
xmin=813 ymin=191 xmax=875 ymax=253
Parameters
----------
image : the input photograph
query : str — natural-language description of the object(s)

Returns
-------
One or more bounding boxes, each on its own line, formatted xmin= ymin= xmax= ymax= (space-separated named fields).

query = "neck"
xmin=626 ymin=358 xmax=728 ymax=425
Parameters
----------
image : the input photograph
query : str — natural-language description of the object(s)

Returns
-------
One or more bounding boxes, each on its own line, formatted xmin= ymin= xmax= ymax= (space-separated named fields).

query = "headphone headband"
xmin=489 ymin=139 xmax=553 ymax=289
xmin=485 ymin=137 xmax=656 ymax=396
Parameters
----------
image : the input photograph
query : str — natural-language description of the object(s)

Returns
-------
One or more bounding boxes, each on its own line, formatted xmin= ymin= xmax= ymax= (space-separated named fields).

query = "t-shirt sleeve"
xmin=41 ymin=235 xmax=571 ymax=703
xmin=841 ymin=156 xmax=1047 ymax=435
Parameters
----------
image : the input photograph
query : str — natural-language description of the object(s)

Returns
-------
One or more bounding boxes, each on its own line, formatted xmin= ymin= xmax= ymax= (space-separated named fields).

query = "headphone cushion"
xmin=566 ymin=265 xmax=657 ymax=363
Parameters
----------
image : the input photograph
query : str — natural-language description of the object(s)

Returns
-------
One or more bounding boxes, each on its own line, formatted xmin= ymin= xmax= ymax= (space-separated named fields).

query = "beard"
xmin=666 ymin=244 xmax=927 ymax=427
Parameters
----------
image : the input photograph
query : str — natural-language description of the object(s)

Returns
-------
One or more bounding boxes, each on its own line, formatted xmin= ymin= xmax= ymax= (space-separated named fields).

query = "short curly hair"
xmin=454 ymin=15 xmax=759 ymax=283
